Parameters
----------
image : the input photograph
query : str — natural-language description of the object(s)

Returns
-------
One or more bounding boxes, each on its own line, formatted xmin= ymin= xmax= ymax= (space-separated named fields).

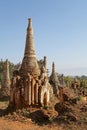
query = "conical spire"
xmin=52 ymin=62 xmax=55 ymax=74
xmin=24 ymin=18 xmax=35 ymax=57
xmin=49 ymin=62 xmax=59 ymax=96
xmin=4 ymin=59 xmax=10 ymax=88
xmin=20 ymin=18 xmax=40 ymax=76
xmin=50 ymin=62 xmax=59 ymax=83
xmin=43 ymin=56 xmax=47 ymax=70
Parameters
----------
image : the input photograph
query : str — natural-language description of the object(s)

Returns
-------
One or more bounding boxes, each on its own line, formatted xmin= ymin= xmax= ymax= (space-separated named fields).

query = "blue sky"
xmin=0 ymin=0 xmax=87 ymax=76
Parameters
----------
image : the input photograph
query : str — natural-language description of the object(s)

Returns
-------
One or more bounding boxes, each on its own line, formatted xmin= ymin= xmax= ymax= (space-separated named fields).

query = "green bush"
xmin=22 ymin=108 xmax=30 ymax=117
xmin=43 ymin=105 xmax=48 ymax=110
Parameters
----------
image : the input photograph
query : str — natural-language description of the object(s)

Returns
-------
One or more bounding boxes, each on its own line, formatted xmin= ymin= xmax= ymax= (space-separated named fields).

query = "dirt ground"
xmin=0 ymin=118 xmax=59 ymax=130
xmin=0 ymin=100 xmax=87 ymax=130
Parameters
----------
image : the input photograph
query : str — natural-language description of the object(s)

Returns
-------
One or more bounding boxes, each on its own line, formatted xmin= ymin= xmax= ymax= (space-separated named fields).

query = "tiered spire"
xmin=20 ymin=18 xmax=40 ymax=76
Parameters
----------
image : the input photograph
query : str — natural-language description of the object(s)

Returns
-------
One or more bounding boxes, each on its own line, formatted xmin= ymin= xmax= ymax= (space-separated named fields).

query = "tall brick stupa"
xmin=20 ymin=18 xmax=40 ymax=76
xmin=10 ymin=18 xmax=52 ymax=108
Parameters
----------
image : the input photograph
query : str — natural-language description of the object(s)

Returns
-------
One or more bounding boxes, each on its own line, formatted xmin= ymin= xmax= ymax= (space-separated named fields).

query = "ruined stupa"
xmin=4 ymin=59 xmax=10 ymax=88
xmin=0 ymin=59 xmax=10 ymax=98
xmin=49 ymin=62 xmax=59 ymax=96
xmin=10 ymin=18 xmax=52 ymax=108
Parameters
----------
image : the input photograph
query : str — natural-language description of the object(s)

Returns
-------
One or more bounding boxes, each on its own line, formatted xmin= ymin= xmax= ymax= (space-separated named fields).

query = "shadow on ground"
xmin=0 ymin=96 xmax=9 ymax=102
xmin=29 ymin=109 xmax=50 ymax=125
